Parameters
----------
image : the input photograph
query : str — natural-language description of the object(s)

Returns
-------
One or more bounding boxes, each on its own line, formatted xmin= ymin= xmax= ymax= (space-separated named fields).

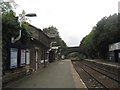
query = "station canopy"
xmin=109 ymin=42 xmax=120 ymax=51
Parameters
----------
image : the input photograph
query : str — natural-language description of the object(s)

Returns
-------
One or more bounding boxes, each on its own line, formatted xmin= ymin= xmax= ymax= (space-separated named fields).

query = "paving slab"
xmin=3 ymin=59 xmax=86 ymax=88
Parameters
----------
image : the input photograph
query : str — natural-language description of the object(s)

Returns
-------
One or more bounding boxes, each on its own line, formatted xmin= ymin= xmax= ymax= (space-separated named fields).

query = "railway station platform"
xmin=85 ymin=59 xmax=120 ymax=68
xmin=84 ymin=59 xmax=120 ymax=77
xmin=3 ymin=59 xmax=87 ymax=88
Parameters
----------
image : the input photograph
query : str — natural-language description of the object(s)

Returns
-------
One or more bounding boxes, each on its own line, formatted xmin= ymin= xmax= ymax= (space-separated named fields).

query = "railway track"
xmin=72 ymin=60 xmax=120 ymax=89
xmin=82 ymin=61 xmax=120 ymax=83
xmin=85 ymin=60 xmax=120 ymax=76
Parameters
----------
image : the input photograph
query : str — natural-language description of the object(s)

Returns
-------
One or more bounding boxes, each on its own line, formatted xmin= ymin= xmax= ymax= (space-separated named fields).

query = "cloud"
xmin=14 ymin=0 xmax=119 ymax=47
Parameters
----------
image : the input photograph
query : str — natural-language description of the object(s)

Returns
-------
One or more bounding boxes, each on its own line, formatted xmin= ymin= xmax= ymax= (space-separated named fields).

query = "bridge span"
xmin=61 ymin=46 xmax=87 ymax=57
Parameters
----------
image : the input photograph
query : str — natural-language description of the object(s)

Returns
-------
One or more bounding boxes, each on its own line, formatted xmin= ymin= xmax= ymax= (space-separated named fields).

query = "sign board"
xmin=51 ymin=47 xmax=58 ymax=49
xmin=20 ymin=49 xmax=26 ymax=66
xmin=26 ymin=50 xmax=30 ymax=64
xmin=61 ymin=55 xmax=65 ymax=59
xmin=10 ymin=48 xmax=18 ymax=69
xmin=109 ymin=42 xmax=120 ymax=51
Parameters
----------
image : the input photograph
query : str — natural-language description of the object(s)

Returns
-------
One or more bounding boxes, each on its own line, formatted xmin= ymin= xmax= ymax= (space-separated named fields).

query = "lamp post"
xmin=11 ymin=11 xmax=37 ymax=43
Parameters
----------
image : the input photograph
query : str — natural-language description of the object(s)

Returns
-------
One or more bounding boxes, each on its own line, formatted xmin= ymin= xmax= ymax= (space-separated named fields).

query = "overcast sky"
xmin=14 ymin=0 xmax=119 ymax=47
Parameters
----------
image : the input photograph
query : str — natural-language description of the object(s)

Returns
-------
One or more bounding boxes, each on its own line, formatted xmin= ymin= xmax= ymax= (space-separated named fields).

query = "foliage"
xmin=2 ymin=10 xmax=31 ymax=46
xmin=80 ymin=28 xmax=97 ymax=58
xmin=2 ymin=0 xmax=19 ymax=70
xmin=67 ymin=52 xmax=79 ymax=57
xmin=43 ymin=26 xmax=59 ymax=38
xmin=19 ymin=22 xmax=32 ymax=44
xmin=2 ymin=0 xmax=32 ymax=70
xmin=67 ymin=52 xmax=86 ymax=60
xmin=43 ymin=26 xmax=67 ymax=49
xmin=1 ymin=1 xmax=30 ymax=60
xmin=80 ymin=14 xmax=119 ymax=59
xmin=2 ymin=0 xmax=20 ymax=46
xmin=2 ymin=10 xmax=20 ymax=46
xmin=2 ymin=0 xmax=32 ymax=45
xmin=0 ymin=0 xmax=17 ymax=14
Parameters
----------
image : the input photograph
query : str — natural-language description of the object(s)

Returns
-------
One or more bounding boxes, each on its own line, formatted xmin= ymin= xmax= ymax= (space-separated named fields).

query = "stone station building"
xmin=2 ymin=24 xmax=56 ymax=85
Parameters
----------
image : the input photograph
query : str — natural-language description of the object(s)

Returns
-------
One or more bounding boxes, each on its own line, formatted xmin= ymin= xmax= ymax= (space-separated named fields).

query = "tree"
xmin=57 ymin=38 xmax=67 ymax=49
xmin=80 ymin=28 xmax=97 ymax=59
xmin=93 ymin=14 xmax=118 ymax=59
xmin=2 ymin=0 xmax=33 ymax=70
xmin=2 ymin=10 xmax=20 ymax=45
xmin=0 ymin=0 xmax=17 ymax=14
xmin=43 ymin=26 xmax=67 ymax=49
xmin=80 ymin=13 xmax=119 ymax=59
xmin=2 ymin=0 xmax=20 ymax=70
xmin=43 ymin=26 xmax=59 ymax=38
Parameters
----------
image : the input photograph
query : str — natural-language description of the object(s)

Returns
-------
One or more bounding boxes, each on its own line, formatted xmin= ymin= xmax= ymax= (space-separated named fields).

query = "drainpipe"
xmin=11 ymin=30 xmax=21 ymax=43
xmin=11 ymin=12 xmax=37 ymax=43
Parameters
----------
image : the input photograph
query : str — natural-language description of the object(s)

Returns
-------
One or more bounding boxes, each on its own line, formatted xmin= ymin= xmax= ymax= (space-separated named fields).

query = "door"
xmin=118 ymin=52 xmax=120 ymax=63
xmin=35 ymin=50 xmax=38 ymax=71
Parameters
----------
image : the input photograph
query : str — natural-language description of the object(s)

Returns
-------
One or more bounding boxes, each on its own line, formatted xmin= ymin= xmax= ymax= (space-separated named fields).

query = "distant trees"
xmin=43 ymin=26 xmax=59 ymax=38
xmin=43 ymin=26 xmax=67 ymax=49
xmin=80 ymin=14 xmax=120 ymax=59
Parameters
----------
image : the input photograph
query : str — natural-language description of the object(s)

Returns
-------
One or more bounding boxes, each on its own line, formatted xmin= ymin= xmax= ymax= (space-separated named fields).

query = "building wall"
xmin=109 ymin=51 xmax=115 ymax=62
xmin=109 ymin=49 xmax=120 ymax=63
xmin=109 ymin=42 xmax=120 ymax=63
xmin=26 ymin=25 xmax=50 ymax=71
xmin=28 ymin=42 xmax=47 ymax=71
xmin=114 ymin=50 xmax=120 ymax=63
xmin=2 ymin=24 xmax=50 ymax=86
xmin=28 ymin=25 xmax=49 ymax=47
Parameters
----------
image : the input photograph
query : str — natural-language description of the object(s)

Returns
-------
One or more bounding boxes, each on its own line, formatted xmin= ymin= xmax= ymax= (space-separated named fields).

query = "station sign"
xmin=51 ymin=47 xmax=59 ymax=49
xmin=109 ymin=42 xmax=120 ymax=51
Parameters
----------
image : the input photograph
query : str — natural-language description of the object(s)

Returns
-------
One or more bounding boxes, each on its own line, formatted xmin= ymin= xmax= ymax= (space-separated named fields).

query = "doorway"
xmin=35 ymin=50 xmax=38 ymax=71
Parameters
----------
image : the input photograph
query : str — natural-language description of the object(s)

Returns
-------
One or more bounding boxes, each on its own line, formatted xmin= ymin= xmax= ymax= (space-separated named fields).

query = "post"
xmin=43 ymin=49 xmax=46 ymax=68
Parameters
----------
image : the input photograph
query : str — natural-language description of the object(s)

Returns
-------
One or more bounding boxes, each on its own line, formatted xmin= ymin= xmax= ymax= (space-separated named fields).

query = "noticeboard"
xmin=20 ymin=49 xmax=26 ymax=66
xmin=26 ymin=50 xmax=30 ymax=64
xmin=10 ymin=48 xmax=18 ymax=69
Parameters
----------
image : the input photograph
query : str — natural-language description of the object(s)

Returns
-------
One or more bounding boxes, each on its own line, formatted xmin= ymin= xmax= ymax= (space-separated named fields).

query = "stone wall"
xmin=2 ymin=24 xmax=50 ymax=86
xmin=2 ymin=65 xmax=29 ymax=86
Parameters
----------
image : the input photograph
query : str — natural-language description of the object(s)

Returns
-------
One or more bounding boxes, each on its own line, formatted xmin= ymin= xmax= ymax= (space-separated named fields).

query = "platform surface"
xmin=4 ymin=59 xmax=86 ymax=88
